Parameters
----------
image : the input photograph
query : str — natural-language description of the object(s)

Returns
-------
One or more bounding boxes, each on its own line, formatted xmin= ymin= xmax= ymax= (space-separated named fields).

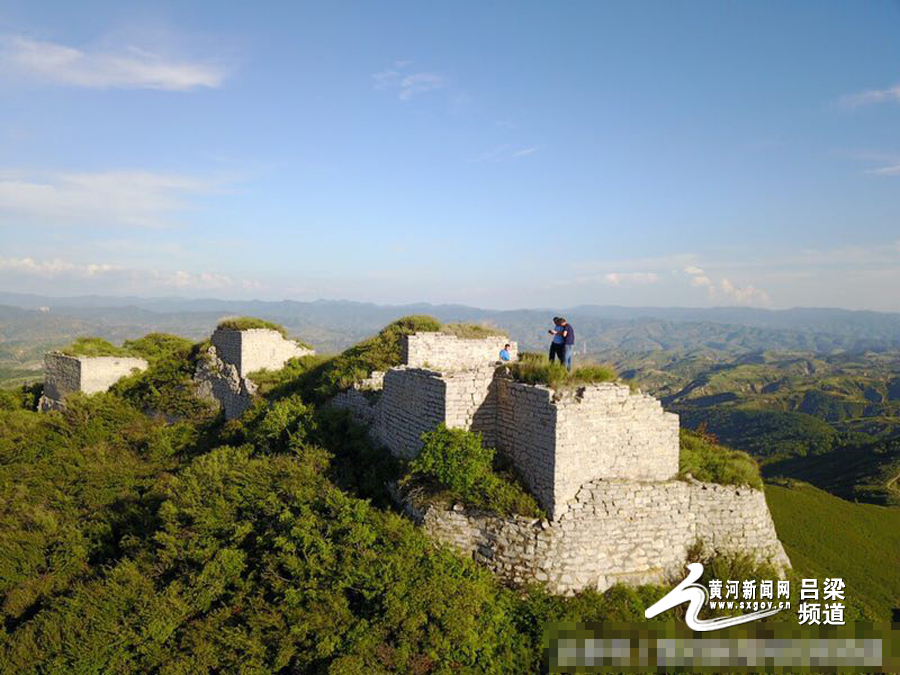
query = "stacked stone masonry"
xmin=197 ymin=327 xmax=316 ymax=419
xmin=403 ymin=332 xmax=517 ymax=370
xmin=210 ymin=327 xmax=315 ymax=377
xmin=346 ymin=365 xmax=680 ymax=519
xmin=398 ymin=478 xmax=790 ymax=595
xmin=333 ymin=329 xmax=791 ymax=592
xmin=40 ymin=352 xmax=148 ymax=411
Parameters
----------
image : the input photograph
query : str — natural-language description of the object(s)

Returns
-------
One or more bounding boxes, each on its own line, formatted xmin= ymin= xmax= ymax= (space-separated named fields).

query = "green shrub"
xmin=505 ymin=352 xmax=617 ymax=390
xmin=245 ymin=354 xmax=325 ymax=395
xmin=267 ymin=316 xmax=514 ymax=403
xmin=248 ymin=395 xmax=317 ymax=454
xmin=123 ymin=333 xmax=194 ymax=361
xmin=678 ymin=428 xmax=763 ymax=490
xmin=404 ymin=425 xmax=544 ymax=518
xmin=111 ymin=340 xmax=216 ymax=420
xmin=291 ymin=315 xmax=442 ymax=403
xmin=0 ymin=383 xmax=41 ymax=411
xmin=60 ymin=337 xmax=132 ymax=357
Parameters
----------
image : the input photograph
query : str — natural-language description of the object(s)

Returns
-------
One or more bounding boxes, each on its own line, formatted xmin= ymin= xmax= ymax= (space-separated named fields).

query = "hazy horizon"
xmin=3 ymin=288 xmax=900 ymax=317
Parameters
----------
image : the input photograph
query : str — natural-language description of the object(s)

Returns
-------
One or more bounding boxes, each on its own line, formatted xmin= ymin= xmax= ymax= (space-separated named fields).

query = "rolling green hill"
xmin=764 ymin=437 xmax=900 ymax=506
xmin=765 ymin=481 xmax=900 ymax=619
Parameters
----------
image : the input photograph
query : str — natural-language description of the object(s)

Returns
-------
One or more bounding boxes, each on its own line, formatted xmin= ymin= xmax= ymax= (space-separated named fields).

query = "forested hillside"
xmin=2 ymin=323 xmax=894 ymax=671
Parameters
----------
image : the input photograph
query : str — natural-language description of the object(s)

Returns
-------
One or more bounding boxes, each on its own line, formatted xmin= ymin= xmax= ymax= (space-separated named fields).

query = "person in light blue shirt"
xmin=558 ymin=317 xmax=575 ymax=371
xmin=499 ymin=343 xmax=511 ymax=361
xmin=548 ymin=317 xmax=565 ymax=364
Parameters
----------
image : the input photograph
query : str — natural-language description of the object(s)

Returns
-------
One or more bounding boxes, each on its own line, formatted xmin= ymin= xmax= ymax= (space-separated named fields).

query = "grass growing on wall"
xmin=505 ymin=352 xmax=617 ymax=390
xmin=60 ymin=337 xmax=135 ymax=358
xmin=216 ymin=317 xmax=314 ymax=348
xmin=266 ymin=315 xmax=442 ymax=402
xmin=439 ymin=323 xmax=508 ymax=338
xmin=254 ymin=315 xmax=510 ymax=402
xmin=678 ymin=427 xmax=764 ymax=490
xmin=216 ymin=316 xmax=288 ymax=336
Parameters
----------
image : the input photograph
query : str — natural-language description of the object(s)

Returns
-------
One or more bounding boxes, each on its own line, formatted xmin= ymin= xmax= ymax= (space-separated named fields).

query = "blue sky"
xmin=0 ymin=1 xmax=898 ymax=310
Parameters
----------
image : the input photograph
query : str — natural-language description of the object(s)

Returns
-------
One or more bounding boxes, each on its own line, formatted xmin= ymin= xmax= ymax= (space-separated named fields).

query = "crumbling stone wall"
xmin=398 ymin=478 xmax=790 ymax=595
xmin=193 ymin=347 xmax=257 ymax=419
xmin=371 ymin=368 xmax=447 ymax=458
xmin=403 ymin=333 xmax=516 ymax=370
xmin=338 ymin=369 xmax=680 ymax=519
xmin=211 ymin=327 xmax=314 ymax=377
xmin=494 ymin=379 xmax=558 ymax=516
xmin=40 ymin=352 xmax=148 ymax=411
xmin=548 ymin=382 xmax=679 ymax=518
xmin=332 ymin=330 xmax=790 ymax=594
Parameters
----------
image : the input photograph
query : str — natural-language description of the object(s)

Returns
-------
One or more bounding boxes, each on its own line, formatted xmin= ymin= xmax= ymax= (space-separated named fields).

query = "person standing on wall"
xmin=548 ymin=317 xmax=565 ymax=364
xmin=558 ymin=317 xmax=575 ymax=371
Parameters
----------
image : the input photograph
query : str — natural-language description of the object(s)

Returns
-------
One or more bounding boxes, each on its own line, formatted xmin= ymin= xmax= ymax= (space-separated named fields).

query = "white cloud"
xmin=371 ymin=68 xmax=400 ymax=90
xmin=603 ymin=272 xmax=659 ymax=286
xmin=0 ymin=169 xmax=216 ymax=228
xmin=683 ymin=266 xmax=769 ymax=306
xmin=155 ymin=269 xmax=260 ymax=290
xmin=0 ymin=35 xmax=226 ymax=91
xmin=372 ymin=63 xmax=444 ymax=100
xmin=476 ymin=144 xmax=541 ymax=162
xmin=0 ymin=254 xmax=260 ymax=291
xmin=839 ymin=84 xmax=900 ymax=108
xmin=398 ymin=72 xmax=443 ymax=100
xmin=0 ymin=255 xmax=120 ymax=277
xmin=869 ymin=163 xmax=900 ymax=176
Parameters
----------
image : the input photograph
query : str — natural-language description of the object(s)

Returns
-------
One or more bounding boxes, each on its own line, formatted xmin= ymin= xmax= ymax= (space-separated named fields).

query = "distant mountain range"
xmin=3 ymin=292 xmax=900 ymax=355
xmin=3 ymin=291 xmax=900 ymax=506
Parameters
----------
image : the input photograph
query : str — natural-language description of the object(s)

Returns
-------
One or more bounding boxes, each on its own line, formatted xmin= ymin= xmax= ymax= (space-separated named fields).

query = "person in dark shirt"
xmin=547 ymin=317 xmax=565 ymax=364
xmin=558 ymin=317 xmax=575 ymax=370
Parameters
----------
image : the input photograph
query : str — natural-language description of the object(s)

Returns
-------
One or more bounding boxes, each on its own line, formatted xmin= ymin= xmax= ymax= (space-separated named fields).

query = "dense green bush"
xmin=248 ymin=394 xmax=317 ymax=454
xmin=678 ymin=427 xmax=763 ymax=489
xmin=3 ymin=325 xmax=895 ymax=670
xmin=260 ymin=315 xmax=511 ymax=404
xmin=0 ymin=383 xmax=41 ymax=411
xmin=123 ymin=332 xmax=194 ymax=360
xmin=404 ymin=425 xmax=544 ymax=518
xmin=505 ymin=352 xmax=617 ymax=390
xmin=111 ymin=338 xmax=215 ymax=420
xmin=274 ymin=315 xmax=442 ymax=403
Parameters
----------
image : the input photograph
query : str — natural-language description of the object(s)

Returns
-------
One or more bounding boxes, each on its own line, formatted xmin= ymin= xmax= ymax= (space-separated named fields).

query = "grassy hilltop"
xmin=0 ymin=315 xmax=897 ymax=671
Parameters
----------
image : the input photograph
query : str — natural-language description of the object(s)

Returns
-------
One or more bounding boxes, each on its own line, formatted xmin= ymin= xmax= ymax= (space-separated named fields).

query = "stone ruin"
xmin=39 ymin=352 xmax=148 ymax=411
xmin=334 ymin=331 xmax=791 ymax=594
xmin=37 ymin=325 xmax=790 ymax=595
xmin=194 ymin=326 xmax=315 ymax=418
xmin=40 ymin=325 xmax=314 ymax=419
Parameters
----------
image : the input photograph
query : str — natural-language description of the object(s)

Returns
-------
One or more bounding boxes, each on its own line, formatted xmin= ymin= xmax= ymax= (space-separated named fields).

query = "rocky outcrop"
xmin=193 ymin=346 xmax=257 ymax=419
